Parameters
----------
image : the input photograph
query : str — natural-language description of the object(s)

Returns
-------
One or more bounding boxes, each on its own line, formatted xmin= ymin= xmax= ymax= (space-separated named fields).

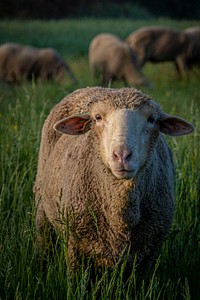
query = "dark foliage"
xmin=0 ymin=0 xmax=200 ymax=20
xmin=138 ymin=0 xmax=200 ymax=20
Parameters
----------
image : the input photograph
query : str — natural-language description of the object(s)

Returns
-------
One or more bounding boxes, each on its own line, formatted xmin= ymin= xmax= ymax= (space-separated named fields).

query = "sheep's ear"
xmin=159 ymin=114 xmax=194 ymax=136
xmin=53 ymin=113 xmax=92 ymax=135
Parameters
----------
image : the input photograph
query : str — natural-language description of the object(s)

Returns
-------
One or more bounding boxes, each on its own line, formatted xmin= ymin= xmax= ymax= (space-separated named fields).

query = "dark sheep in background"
xmin=184 ymin=26 xmax=200 ymax=40
xmin=126 ymin=26 xmax=200 ymax=76
xmin=183 ymin=27 xmax=200 ymax=69
xmin=0 ymin=43 xmax=78 ymax=84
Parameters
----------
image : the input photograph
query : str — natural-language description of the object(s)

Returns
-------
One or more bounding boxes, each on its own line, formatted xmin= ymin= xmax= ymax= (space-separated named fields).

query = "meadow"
xmin=0 ymin=18 xmax=200 ymax=300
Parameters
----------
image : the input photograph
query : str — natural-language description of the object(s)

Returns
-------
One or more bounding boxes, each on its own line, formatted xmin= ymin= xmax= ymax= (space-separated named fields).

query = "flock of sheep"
xmin=89 ymin=26 xmax=200 ymax=87
xmin=2 ymin=25 xmax=196 ymax=275
xmin=1 ymin=25 xmax=200 ymax=86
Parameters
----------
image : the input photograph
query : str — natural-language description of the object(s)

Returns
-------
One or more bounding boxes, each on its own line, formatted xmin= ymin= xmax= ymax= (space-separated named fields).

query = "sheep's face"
xmin=54 ymin=98 xmax=194 ymax=180
xmin=91 ymin=102 xmax=160 ymax=179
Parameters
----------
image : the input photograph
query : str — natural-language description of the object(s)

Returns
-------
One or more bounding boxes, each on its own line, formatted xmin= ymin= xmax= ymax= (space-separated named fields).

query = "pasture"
xmin=0 ymin=19 xmax=200 ymax=299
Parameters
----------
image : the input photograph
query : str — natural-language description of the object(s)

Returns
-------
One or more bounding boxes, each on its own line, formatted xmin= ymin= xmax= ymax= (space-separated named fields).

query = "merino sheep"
xmin=89 ymin=33 xmax=150 ymax=87
xmin=0 ymin=43 xmax=77 ymax=84
xmin=126 ymin=26 xmax=200 ymax=76
xmin=34 ymin=87 xmax=194 ymax=272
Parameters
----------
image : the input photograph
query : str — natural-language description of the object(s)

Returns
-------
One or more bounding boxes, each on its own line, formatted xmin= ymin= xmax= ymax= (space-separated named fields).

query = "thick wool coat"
xmin=34 ymin=87 xmax=174 ymax=268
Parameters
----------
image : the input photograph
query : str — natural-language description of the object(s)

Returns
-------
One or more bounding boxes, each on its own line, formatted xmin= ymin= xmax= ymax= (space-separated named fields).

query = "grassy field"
xmin=0 ymin=19 xmax=200 ymax=300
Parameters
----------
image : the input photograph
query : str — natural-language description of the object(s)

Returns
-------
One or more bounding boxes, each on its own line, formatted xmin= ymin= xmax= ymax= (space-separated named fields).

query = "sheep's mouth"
xmin=112 ymin=169 xmax=136 ymax=179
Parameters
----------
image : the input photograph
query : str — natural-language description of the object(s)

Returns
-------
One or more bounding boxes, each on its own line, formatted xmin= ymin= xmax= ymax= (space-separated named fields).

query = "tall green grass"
xmin=0 ymin=19 xmax=200 ymax=299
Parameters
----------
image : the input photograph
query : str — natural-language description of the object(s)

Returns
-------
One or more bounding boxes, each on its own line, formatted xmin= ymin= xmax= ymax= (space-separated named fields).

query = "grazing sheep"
xmin=89 ymin=33 xmax=150 ymax=87
xmin=184 ymin=26 xmax=200 ymax=40
xmin=183 ymin=27 xmax=200 ymax=69
xmin=34 ymin=87 xmax=194 ymax=271
xmin=0 ymin=43 xmax=77 ymax=84
xmin=126 ymin=26 xmax=200 ymax=76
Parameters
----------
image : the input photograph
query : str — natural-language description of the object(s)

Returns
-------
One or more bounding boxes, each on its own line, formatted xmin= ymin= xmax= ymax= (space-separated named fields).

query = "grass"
xmin=0 ymin=19 xmax=200 ymax=299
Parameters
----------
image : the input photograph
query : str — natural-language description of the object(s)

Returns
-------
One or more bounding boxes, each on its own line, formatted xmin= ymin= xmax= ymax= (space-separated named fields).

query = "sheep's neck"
xmin=96 ymin=167 xmax=140 ymax=239
xmin=83 ymin=146 xmax=140 ymax=242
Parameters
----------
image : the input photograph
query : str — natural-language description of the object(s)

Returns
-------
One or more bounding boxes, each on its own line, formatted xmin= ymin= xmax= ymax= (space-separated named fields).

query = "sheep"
xmin=34 ymin=86 xmax=194 ymax=272
xmin=88 ymin=33 xmax=150 ymax=87
xmin=183 ymin=27 xmax=200 ymax=69
xmin=0 ymin=43 xmax=77 ymax=84
xmin=184 ymin=26 xmax=200 ymax=40
xmin=126 ymin=26 xmax=200 ymax=76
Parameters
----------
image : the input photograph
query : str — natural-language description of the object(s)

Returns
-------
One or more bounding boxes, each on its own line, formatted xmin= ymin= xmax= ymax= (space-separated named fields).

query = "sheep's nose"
xmin=113 ymin=149 xmax=132 ymax=164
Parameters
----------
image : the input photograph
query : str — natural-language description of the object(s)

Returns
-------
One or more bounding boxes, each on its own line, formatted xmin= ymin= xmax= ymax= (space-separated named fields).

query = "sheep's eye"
xmin=148 ymin=116 xmax=156 ymax=124
xmin=94 ymin=114 xmax=102 ymax=121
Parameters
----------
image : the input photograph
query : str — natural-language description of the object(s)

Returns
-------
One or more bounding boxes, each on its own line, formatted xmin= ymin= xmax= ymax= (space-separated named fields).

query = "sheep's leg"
xmin=102 ymin=69 xmax=112 ymax=87
xmin=35 ymin=202 xmax=56 ymax=258
xmin=35 ymin=202 xmax=46 ymax=249
xmin=175 ymin=55 xmax=187 ymax=77
xmin=137 ymin=50 xmax=146 ymax=67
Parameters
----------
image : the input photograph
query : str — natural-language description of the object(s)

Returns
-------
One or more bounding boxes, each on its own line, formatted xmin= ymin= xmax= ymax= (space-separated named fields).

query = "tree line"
xmin=0 ymin=0 xmax=200 ymax=19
